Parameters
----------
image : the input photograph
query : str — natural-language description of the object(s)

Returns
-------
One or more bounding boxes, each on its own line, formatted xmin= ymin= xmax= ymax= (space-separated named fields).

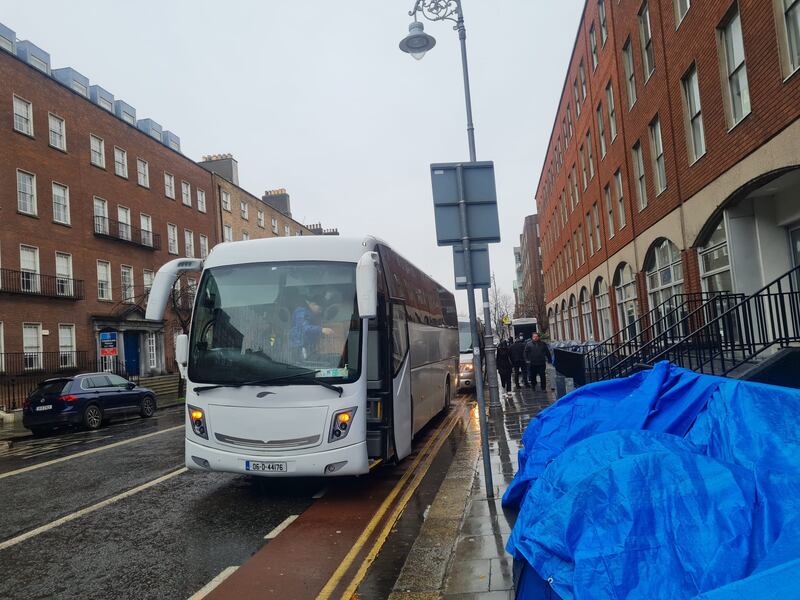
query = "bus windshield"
xmin=188 ymin=261 xmax=361 ymax=385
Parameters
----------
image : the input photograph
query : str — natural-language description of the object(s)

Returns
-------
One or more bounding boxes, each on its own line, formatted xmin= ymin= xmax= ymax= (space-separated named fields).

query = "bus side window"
xmin=367 ymin=318 xmax=383 ymax=382
xmin=391 ymin=303 xmax=409 ymax=376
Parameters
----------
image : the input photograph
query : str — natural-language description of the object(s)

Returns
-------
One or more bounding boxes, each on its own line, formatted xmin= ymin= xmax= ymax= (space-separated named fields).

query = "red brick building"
xmin=515 ymin=215 xmax=547 ymax=329
xmin=536 ymin=0 xmax=800 ymax=343
xmin=0 ymin=40 xmax=219 ymax=386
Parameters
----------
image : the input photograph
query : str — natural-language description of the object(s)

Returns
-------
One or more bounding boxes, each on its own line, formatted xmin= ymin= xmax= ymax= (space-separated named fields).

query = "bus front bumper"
xmin=185 ymin=438 xmax=370 ymax=477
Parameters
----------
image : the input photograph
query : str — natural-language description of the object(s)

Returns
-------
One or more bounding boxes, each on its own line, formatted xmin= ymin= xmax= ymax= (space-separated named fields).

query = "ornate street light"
xmin=399 ymin=22 xmax=436 ymax=60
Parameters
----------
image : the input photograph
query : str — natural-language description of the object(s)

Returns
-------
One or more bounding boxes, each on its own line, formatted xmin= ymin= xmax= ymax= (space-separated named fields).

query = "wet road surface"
xmin=0 ymin=398 xmax=473 ymax=600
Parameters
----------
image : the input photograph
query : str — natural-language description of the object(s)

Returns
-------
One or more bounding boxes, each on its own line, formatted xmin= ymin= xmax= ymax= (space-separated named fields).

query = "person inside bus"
xmin=510 ymin=335 xmax=528 ymax=388
xmin=289 ymin=294 xmax=334 ymax=361
xmin=495 ymin=339 xmax=514 ymax=396
xmin=524 ymin=332 xmax=552 ymax=392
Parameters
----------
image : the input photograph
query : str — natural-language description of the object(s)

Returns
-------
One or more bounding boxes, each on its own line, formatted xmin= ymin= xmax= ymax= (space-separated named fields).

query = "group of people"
xmin=495 ymin=333 xmax=552 ymax=395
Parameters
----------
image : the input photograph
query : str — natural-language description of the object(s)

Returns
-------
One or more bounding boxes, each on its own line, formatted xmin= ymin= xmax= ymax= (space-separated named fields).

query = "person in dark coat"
xmin=495 ymin=339 xmax=514 ymax=395
xmin=510 ymin=335 xmax=528 ymax=388
xmin=524 ymin=333 xmax=552 ymax=391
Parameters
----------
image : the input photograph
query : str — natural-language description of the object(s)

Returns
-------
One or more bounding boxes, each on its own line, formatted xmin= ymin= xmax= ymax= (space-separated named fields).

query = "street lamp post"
xmin=400 ymin=0 xmax=501 ymax=497
xmin=399 ymin=0 xmax=500 ymax=408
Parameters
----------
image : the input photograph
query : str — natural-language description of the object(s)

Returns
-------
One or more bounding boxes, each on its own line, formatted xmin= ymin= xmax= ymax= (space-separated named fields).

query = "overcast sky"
xmin=4 ymin=0 xmax=583 ymax=315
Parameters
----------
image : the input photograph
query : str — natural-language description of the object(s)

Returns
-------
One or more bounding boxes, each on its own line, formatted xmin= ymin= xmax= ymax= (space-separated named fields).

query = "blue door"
xmin=124 ymin=332 xmax=140 ymax=376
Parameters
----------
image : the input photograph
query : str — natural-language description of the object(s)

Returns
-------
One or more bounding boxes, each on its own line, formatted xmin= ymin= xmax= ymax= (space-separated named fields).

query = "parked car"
xmin=22 ymin=373 xmax=156 ymax=435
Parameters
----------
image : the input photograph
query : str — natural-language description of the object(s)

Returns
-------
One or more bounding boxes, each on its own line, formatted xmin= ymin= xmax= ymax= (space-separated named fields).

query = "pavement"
xmin=386 ymin=366 xmax=565 ymax=600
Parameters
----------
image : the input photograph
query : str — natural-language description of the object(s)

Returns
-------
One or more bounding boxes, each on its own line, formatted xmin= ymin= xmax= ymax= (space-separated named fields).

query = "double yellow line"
xmin=316 ymin=405 xmax=464 ymax=600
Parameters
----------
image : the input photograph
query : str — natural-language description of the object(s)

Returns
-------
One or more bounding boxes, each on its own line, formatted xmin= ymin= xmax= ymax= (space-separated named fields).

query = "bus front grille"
xmin=214 ymin=432 xmax=321 ymax=449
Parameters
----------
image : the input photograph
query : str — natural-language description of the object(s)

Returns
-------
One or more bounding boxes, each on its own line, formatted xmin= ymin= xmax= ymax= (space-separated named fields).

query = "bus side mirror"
xmin=175 ymin=334 xmax=189 ymax=379
xmin=356 ymin=252 xmax=379 ymax=319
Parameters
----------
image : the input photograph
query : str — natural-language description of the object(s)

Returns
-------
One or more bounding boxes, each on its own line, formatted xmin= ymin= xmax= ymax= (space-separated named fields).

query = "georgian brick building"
xmin=536 ymin=0 xmax=800 ymax=343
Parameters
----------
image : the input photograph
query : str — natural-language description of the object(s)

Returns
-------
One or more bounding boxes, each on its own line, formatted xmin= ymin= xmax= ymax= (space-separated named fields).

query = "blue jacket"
xmin=289 ymin=307 xmax=322 ymax=349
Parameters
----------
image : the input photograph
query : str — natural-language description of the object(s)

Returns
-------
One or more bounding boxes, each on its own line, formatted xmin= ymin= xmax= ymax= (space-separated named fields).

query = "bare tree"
xmin=490 ymin=290 xmax=515 ymax=339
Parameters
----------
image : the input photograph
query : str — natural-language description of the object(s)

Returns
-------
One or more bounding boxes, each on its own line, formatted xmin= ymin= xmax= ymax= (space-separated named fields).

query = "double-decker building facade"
xmin=537 ymin=0 xmax=800 ymax=344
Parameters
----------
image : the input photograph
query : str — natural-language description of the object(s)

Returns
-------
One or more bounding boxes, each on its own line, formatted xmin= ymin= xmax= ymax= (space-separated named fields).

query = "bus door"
xmin=390 ymin=300 xmax=412 ymax=461
xmin=366 ymin=294 xmax=394 ymax=461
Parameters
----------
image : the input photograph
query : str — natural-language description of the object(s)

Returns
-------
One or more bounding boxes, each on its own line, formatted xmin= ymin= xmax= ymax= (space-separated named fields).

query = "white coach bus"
xmin=145 ymin=236 xmax=459 ymax=477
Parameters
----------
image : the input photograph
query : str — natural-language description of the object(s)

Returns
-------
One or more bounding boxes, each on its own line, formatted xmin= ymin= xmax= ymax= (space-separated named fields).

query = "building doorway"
xmin=124 ymin=332 xmax=140 ymax=376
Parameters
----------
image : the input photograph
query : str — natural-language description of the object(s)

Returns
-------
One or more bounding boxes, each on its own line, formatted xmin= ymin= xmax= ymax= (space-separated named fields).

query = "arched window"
xmin=579 ymin=287 xmax=593 ymax=341
xmin=547 ymin=307 xmax=555 ymax=339
xmin=645 ymin=239 xmax=684 ymax=333
xmin=569 ymin=295 xmax=579 ymax=341
xmin=614 ymin=263 xmax=639 ymax=342
xmin=552 ymin=305 xmax=560 ymax=341
xmin=560 ymin=299 xmax=569 ymax=340
xmin=594 ymin=277 xmax=611 ymax=340
xmin=698 ymin=220 xmax=732 ymax=293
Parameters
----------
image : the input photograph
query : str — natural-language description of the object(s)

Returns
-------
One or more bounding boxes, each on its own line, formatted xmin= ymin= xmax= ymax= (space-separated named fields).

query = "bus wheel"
xmin=444 ymin=378 xmax=451 ymax=411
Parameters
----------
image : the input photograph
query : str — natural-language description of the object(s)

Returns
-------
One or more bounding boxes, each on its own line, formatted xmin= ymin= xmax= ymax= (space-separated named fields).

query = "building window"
xmin=223 ymin=224 xmax=233 ymax=242
xmin=146 ymin=332 xmax=158 ymax=370
xmin=675 ymin=0 xmax=691 ymax=26
xmin=615 ymin=264 xmax=639 ymax=342
xmin=164 ymin=173 xmax=176 ymax=199
xmin=48 ymin=113 xmax=66 ymax=150
xmin=114 ymin=147 xmax=128 ymax=178
xmin=649 ymin=116 xmax=667 ymax=195
xmin=184 ymin=229 xmax=195 ymax=257
xmin=577 ymin=223 xmax=586 ymax=265
xmin=586 ymin=131 xmax=595 ymax=179
xmin=699 ymin=221 xmax=733 ymax=292
xmin=639 ymin=2 xmax=655 ymax=80
xmin=17 ymin=170 xmax=37 ymax=216
xmin=143 ymin=270 xmax=154 ymax=295
xmin=241 ymin=201 xmax=249 ymax=220
xmin=580 ymin=145 xmax=588 ymax=189
xmin=167 ymin=224 xmax=178 ymax=254
xmin=573 ymin=80 xmax=581 ymax=116
xmin=719 ymin=6 xmax=751 ymax=126
xmin=180 ymin=181 xmax=191 ymax=207
xmin=593 ymin=203 xmax=602 ymax=250
xmin=90 ymin=134 xmax=105 ymax=168
xmin=623 ymin=39 xmax=637 ymax=108
xmin=197 ymin=189 xmax=206 ymax=213
xmin=599 ymin=0 xmax=608 ymax=45
xmin=682 ymin=65 xmax=706 ymax=163
xmin=586 ymin=212 xmax=595 ymax=256
xmin=137 ymin=159 xmax=150 ymax=187
xmin=567 ymin=106 xmax=574 ymax=140
xmin=0 ymin=322 xmax=4 ymax=373
xmin=632 ymin=141 xmax=648 ymax=210
xmin=605 ymin=83 xmax=617 ymax=141
xmin=140 ymin=214 xmax=153 ymax=247
xmin=97 ymin=260 xmax=112 ymax=300
xmin=604 ymin=184 xmax=615 ymax=238
xmin=121 ymin=265 xmax=134 ymax=304
xmin=13 ymin=95 xmax=33 ymax=136
xmin=20 ymin=245 xmax=40 ymax=293
xmin=23 ymin=323 xmax=42 ymax=371
xmin=597 ymin=104 xmax=607 ymax=158
xmin=93 ymin=197 xmax=108 ymax=234
xmin=594 ymin=278 xmax=612 ymax=340
xmin=55 ymin=252 xmax=73 ymax=296
xmin=242 ymin=231 xmax=250 ymax=241
xmin=284 ymin=225 xmax=291 ymax=237
xmin=257 ymin=210 xmax=265 ymax=228
xmin=614 ymin=170 xmax=626 ymax=228
xmin=199 ymin=235 xmax=209 ymax=258
xmin=590 ymin=25 xmax=599 ymax=70
xmin=48 ymin=182 xmax=70 ymax=225
xmin=779 ymin=0 xmax=800 ymax=74
xmin=580 ymin=287 xmax=594 ymax=341
xmin=221 ymin=190 xmax=231 ymax=211
xmin=272 ymin=218 xmax=279 ymax=234
xmin=646 ymin=239 xmax=684 ymax=334
xmin=118 ymin=206 xmax=132 ymax=241
xmin=580 ymin=61 xmax=587 ymax=99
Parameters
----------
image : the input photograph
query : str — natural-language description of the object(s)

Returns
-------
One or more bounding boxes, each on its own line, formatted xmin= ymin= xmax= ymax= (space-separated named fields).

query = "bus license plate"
xmin=246 ymin=461 xmax=287 ymax=473
xmin=36 ymin=405 xmax=53 ymax=411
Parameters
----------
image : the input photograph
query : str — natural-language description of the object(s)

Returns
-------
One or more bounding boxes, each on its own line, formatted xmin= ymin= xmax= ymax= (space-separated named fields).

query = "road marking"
xmin=316 ymin=406 xmax=462 ymax=600
xmin=188 ymin=566 xmax=239 ymax=600
xmin=0 ymin=467 xmax=188 ymax=552
xmin=339 ymin=406 xmax=463 ymax=599
xmin=312 ymin=487 xmax=328 ymax=499
xmin=0 ymin=424 xmax=184 ymax=480
xmin=264 ymin=514 xmax=299 ymax=539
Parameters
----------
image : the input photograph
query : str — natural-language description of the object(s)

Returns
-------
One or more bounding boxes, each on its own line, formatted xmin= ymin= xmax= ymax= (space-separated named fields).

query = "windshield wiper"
xmin=193 ymin=370 xmax=344 ymax=396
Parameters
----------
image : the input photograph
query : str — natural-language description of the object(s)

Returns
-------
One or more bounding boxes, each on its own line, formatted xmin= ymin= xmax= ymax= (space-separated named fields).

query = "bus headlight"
xmin=329 ymin=407 xmax=357 ymax=443
xmin=188 ymin=405 xmax=208 ymax=439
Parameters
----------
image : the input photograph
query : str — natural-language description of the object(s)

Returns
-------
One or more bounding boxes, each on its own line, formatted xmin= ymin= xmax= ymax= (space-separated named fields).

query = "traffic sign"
xmin=452 ymin=244 xmax=490 ymax=289
xmin=431 ymin=162 xmax=500 ymax=246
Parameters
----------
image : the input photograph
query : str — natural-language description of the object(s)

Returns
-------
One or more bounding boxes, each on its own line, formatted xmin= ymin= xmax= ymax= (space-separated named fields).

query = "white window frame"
xmin=17 ymin=169 xmax=37 ymax=216
xmin=623 ymin=39 xmax=637 ymax=108
xmin=140 ymin=213 xmax=153 ymax=247
xmin=137 ymin=158 xmax=150 ymax=188
xmin=597 ymin=104 xmax=607 ymax=158
xmin=223 ymin=224 xmax=233 ymax=242
xmin=604 ymin=183 xmax=615 ymax=238
xmin=164 ymin=173 xmax=176 ymax=199
xmin=117 ymin=205 xmax=132 ymax=241
xmin=718 ymin=6 xmax=751 ymax=127
xmin=639 ymin=2 xmax=655 ymax=80
xmin=55 ymin=252 xmax=74 ymax=297
xmin=682 ymin=65 xmax=706 ymax=163
xmin=121 ymin=265 xmax=135 ymax=304
xmin=649 ymin=116 xmax=667 ymax=195
xmin=181 ymin=181 xmax=192 ymax=206
xmin=20 ymin=245 xmax=40 ymax=294
xmin=257 ymin=209 xmax=265 ymax=228
xmin=199 ymin=235 xmax=209 ymax=258
xmin=13 ymin=95 xmax=33 ymax=136
xmin=599 ymin=0 xmax=608 ymax=45
xmin=221 ymin=190 xmax=231 ymax=211
xmin=143 ymin=270 xmax=155 ymax=295
xmin=271 ymin=218 xmax=279 ymax=234
xmin=586 ymin=131 xmax=595 ymax=179
xmin=52 ymin=181 xmax=70 ymax=225
xmin=48 ymin=113 xmax=66 ymax=150
xmin=146 ymin=332 xmax=158 ymax=370
xmin=606 ymin=82 xmax=618 ymax=141
xmin=167 ymin=223 xmax=178 ymax=255
xmin=775 ymin=0 xmax=800 ymax=78
xmin=22 ymin=323 xmax=43 ymax=371
xmin=675 ymin=0 xmax=691 ymax=27
xmin=184 ymin=229 xmax=195 ymax=258
xmin=93 ymin=197 xmax=108 ymax=234
xmin=90 ymin=134 xmax=105 ymax=168
xmin=114 ymin=146 xmax=128 ymax=178
xmin=633 ymin=142 xmax=648 ymax=210
xmin=241 ymin=201 xmax=249 ymax=220
xmin=197 ymin=189 xmax=207 ymax=213
xmin=284 ymin=225 xmax=291 ymax=237
xmin=97 ymin=260 xmax=112 ymax=301
xmin=590 ymin=24 xmax=599 ymax=70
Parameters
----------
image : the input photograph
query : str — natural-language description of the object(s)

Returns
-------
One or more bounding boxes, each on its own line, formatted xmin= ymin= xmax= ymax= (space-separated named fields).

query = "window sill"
xmin=90 ymin=162 xmax=106 ymax=171
xmin=115 ymin=173 xmax=129 ymax=180
xmin=53 ymin=220 xmax=72 ymax=228
xmin=726 ymin=111 xmax=752 ymax=134
xmin=13 ymin=129 xmax=34 ymax=139
xmin=17 ymin=210 xmax=39 ymax=219
xmin=97 ymin=298 xmax=115 ymax=303
xmin=783 ymin=65 xmax=800 ymax=83
xmin=49 ymin=144 xmax=68 ymax=154
xmin=688 ymin=152 xmax=707 ymax=167
xmin=137 ymin=183 xmax=150 ymax=190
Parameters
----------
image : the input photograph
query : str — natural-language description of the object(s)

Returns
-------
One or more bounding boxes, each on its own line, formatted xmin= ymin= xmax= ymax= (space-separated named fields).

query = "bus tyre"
xmin=83 ymin=404 xmax=103 ymax=430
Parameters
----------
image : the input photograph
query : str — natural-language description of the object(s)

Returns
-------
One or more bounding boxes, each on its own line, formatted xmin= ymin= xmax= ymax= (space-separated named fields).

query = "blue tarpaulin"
xmin=504 ymin=361 xmax=800 ymax=599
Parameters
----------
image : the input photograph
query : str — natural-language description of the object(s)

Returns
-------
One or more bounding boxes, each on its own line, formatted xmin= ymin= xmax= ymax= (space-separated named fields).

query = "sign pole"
xmin=456 ymin=165 xmax=494 ymax=498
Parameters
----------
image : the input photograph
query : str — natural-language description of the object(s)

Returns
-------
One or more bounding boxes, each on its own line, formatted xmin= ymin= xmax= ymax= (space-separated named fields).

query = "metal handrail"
xmin=93 ymin=216 xmax=161 ymax=250
xmin=0 ymin=267 xmax=85 ymax=300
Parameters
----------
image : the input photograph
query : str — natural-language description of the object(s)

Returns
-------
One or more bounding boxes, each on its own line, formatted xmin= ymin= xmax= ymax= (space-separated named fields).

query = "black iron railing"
xmin=0 ymin=268 xmax=85 ymax=300
xmin=93 ymin=216 xmax=161 ymax=250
